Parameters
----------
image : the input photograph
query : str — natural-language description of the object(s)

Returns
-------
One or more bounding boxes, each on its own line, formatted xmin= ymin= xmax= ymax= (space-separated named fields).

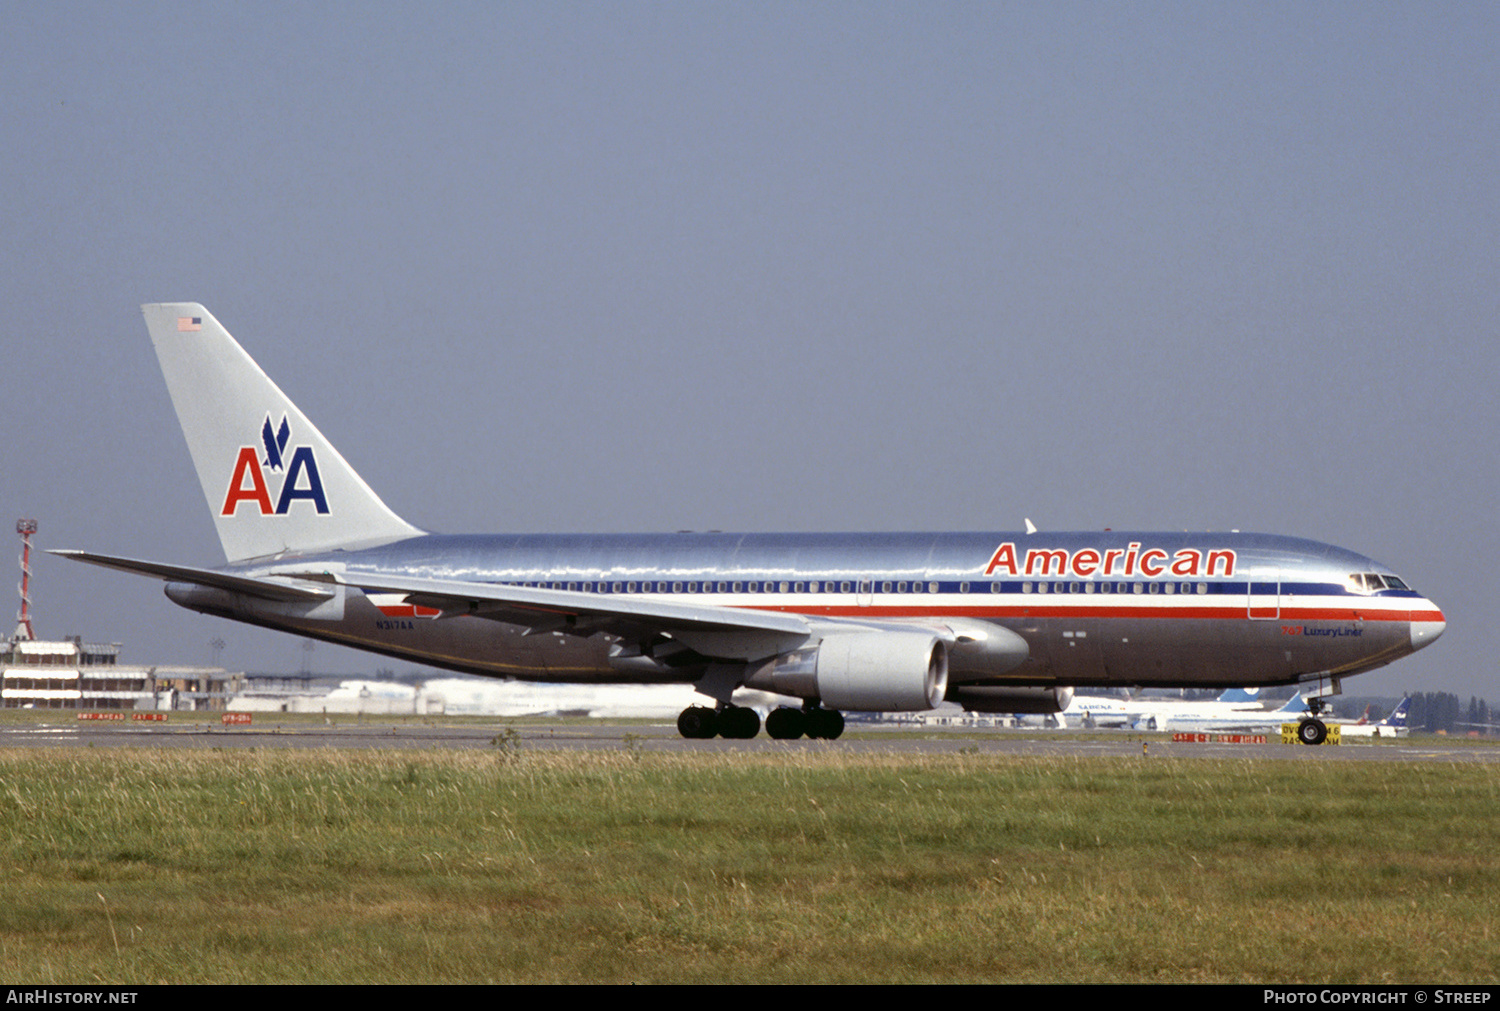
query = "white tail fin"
xmin=141 ymin=303 xmax=422 ymax=562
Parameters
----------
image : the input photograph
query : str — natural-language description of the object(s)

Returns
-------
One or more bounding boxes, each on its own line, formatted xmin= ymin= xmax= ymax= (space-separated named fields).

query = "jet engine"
xmin=744 ymin=630 xmax=949 ymax=711
xmin=946 ymin=685 xmax=1074 ymax=715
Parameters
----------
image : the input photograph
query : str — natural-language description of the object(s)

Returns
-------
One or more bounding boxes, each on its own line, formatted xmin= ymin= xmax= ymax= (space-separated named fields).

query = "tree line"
xmin=1404 ymin=692 xmax=1494 ymax=735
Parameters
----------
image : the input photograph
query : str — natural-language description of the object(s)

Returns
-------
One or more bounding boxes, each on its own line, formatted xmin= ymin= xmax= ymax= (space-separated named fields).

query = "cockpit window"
xmin=1347 ymin=572 xmax=1405 ymax=593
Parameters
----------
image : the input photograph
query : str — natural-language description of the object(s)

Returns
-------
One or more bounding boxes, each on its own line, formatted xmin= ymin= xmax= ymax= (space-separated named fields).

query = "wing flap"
xmin=339 ymin=571 xmax=813 ymax=658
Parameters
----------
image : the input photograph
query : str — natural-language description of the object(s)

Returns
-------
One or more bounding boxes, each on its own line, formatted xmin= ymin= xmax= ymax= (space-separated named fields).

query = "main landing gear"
xmin=765 ymin=706 xmax=844 ymax=741
xmin=677 ymin=704 xmax=759 ymax=739
xmin=675 ymin=704 xmax=845 ymax=740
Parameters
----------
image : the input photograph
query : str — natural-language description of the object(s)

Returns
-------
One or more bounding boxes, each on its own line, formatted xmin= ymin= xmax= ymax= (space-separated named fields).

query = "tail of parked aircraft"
xmin=140 ymin=303 xmax=422 ymax=562
xmin=1275 ymin=693 xmax=1310 ymax=715
xmin=1381 ymin=697 xmax=1411 ymax=729
xmin=1215 ymin=687 xmax=1263 ymax=704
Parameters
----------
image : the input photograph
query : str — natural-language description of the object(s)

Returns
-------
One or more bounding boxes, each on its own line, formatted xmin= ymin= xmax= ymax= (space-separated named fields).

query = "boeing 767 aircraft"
xmin=59 ymin=304 xmax=1446 ymax=744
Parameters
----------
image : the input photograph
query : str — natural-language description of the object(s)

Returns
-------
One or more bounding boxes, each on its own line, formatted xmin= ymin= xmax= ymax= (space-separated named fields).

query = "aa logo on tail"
xmin=221 ymin=414 xmax=329 ymax=516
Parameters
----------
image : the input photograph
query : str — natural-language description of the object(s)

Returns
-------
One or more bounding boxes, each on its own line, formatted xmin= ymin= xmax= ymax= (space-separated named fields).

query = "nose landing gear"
xmin=1296 ymin=717 xmax=1329 ymax=746
xmin=1297 ymin=695 xmax=1330 ymax=746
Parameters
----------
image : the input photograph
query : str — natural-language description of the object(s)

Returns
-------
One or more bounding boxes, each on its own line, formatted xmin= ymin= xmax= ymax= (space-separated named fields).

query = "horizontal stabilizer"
xmin=51 ymin=550 xmax=335 ymax=602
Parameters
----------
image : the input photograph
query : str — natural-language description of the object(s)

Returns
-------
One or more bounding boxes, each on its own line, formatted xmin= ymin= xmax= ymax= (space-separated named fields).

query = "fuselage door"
xmin=1248 ymin=568 xmax=1280 ymax=620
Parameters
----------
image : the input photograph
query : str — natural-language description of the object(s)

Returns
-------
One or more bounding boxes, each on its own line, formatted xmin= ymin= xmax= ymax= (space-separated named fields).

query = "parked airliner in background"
xmin=1156 ymin=693 xmax=1310 ymax=735
xmin=1337 ymin=697 xmax=1412 ymax=738
xmin=1060 ymin=687 xmax=1269 ymax=730
xmin=59 ymin=305 xmax=1446 ymax=743
xmin=1320 ymin=696 xmax=1410 ymax=735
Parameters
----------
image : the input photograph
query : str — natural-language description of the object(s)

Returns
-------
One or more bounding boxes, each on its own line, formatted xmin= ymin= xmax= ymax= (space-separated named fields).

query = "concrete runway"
xmin=2 ymin=716 xmax=1496 ymax=763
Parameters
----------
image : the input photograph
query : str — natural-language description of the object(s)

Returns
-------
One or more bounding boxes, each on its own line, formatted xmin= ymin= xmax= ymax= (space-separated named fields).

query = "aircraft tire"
xmin=1297 ymin=718 xmax=1328 ymax=746
xmin=805 ymin=708 xmax=845 ymax=741
xmin=718 ymin=705 xmax=761 ymax=740
xmin=677 ymin=705 xmax=719 ymax=739
xmin=765 ymin=707 xmax=805 ymax=740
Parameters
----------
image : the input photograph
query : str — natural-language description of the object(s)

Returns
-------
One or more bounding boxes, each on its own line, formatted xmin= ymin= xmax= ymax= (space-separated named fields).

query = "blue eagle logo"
xmin=261 ymin=414 xmax=291 ymax=471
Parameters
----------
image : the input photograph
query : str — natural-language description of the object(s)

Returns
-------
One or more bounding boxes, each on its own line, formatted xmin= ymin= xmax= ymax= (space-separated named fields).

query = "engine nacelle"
xmin=743 ymin=630 xmax=949 ymax=711
xmin=947 ymin=685 xmax=1074 ymax=715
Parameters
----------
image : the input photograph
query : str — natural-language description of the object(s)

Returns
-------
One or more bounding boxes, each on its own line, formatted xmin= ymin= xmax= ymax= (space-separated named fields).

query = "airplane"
xmin=1336 ymin=696 xmax=1412 ymax=738
xmin=1159 ymin=692 xmax=1418 ymax=741
xmin=233 ymin=676 xmax=722 ymax=719
xmin=1058 ymin=687 xmax=1271 ymax=729
xmin=1156 ymin=692 xmax=1310 ymax=734
xmin=57 ymin=304 xmax=1447 ymax=744
xmin=1055 ymin=691 xmax=1129 ymax=728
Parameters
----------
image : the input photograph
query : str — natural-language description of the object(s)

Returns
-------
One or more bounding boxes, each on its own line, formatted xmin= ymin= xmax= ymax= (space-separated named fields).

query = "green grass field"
xmin=0 ymin=745 xmax=1495 ymax=983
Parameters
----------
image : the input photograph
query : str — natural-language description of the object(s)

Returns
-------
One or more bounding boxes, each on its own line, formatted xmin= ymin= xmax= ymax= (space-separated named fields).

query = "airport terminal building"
xmin=0 ymin=637 xmax=238 ymax=710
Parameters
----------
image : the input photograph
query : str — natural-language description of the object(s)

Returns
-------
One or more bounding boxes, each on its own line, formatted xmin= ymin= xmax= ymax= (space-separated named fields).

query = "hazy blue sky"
xmin=4 ymin=3 xmax=1494 ymax=700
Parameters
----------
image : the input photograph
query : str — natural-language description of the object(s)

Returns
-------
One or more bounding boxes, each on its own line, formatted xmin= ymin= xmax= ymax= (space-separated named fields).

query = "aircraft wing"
xmin=335 ymin=570 xmax=814 ymax=661
xmin=54 ymin=552 xmax=936 ymax=664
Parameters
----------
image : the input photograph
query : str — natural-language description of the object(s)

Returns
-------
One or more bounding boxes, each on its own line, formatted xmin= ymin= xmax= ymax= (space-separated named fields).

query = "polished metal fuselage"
xmin=172 ymin=530 xmax=1444 ymax=692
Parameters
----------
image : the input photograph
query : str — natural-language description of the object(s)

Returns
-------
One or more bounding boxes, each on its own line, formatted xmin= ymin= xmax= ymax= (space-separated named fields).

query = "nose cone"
xmin=1410 ymin=601 xmax=1446 ymax=652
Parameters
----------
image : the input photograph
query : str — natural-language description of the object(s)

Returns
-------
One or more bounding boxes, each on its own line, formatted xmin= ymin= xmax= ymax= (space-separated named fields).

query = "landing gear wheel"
xmin=805 ymin=708 xmax=845 ymax=741
xmin=1297 ymin=718 xmax=1328 ymax=746
xmin=718 ymin=705 xmax=761 ymax=740
xmin=765 ymin=707 xmax=806 ymax=740
xmin=677 ymin=705 xmax=719 ymax=739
